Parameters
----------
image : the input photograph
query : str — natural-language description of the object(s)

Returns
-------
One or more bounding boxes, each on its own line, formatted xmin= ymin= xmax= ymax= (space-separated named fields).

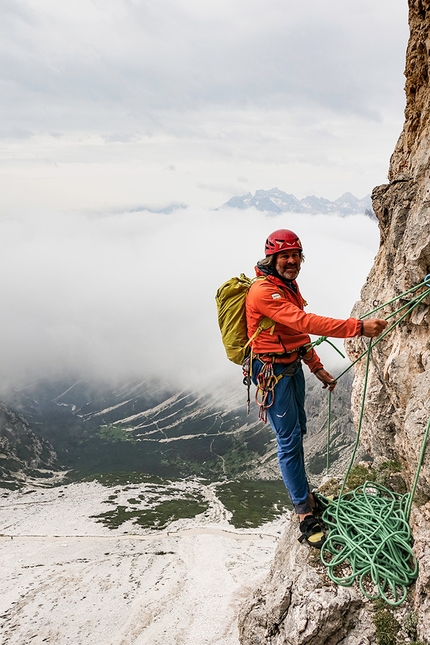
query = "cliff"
xmin=0 ymin=403 xmax=59 ymax=488
xmin=238 ymin=1 xmax=430 ymax=642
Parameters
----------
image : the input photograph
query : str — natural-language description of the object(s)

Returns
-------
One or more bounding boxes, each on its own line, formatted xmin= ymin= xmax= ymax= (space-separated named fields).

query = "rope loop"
xmin=318 ymin=277 xmax=430 ymax=605
xmin=320 ymin=483 xmax=418 ymax=606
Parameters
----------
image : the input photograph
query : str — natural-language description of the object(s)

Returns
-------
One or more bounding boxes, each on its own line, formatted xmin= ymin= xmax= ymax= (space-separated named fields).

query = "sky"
xmin=0 ymin=0 xmax=408 ymax=211
xmin=0 ymin=0 xmax=410 ymax=391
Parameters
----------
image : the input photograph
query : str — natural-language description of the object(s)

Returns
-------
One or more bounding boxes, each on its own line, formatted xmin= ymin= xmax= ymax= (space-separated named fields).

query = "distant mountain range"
xmin=220 ymin=188 xmax=376 ymax=218
xmin=2 ymin=373 xmax=358 ymax=489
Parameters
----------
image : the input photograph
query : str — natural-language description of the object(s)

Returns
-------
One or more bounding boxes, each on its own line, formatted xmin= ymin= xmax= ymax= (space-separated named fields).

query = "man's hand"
xmin=362 ymin=319 xmax=388 ymax=337
xmin=315 ymin=369 xmax=337 ymax=391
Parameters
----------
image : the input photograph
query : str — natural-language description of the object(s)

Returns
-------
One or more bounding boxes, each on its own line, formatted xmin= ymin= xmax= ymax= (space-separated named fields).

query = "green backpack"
xmin=215 ymin=273 xmax=275 ymax=365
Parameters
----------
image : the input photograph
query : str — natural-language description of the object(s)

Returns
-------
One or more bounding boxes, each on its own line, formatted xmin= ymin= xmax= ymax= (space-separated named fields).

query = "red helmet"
xmin=265 ymin=229 xmax=303 ymax=256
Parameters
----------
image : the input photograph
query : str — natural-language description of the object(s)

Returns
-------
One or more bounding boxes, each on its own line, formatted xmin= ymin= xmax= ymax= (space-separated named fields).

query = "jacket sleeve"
xmin=250 ymin=282 xmax=361 ymax=338
xmin=302 ymin=347 xmax=324 ymax=374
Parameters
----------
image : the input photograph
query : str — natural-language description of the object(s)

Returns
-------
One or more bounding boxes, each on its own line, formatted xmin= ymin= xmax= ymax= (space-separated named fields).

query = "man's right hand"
xmin=362 ymin=319 xmax=388 ymax=337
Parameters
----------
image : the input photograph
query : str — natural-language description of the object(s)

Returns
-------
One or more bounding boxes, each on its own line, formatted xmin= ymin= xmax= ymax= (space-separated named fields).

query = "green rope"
xmin=323 ymin=279 xmax=430 ymax=470
xmin=320 ymin=482 xmax=418 ymax=605
xmin=406 ymin=417 xmax=430 ymax=521
xmin=308 ymin=335 xmax=346 ymax=359
xmin=318 ymin=277 xmax=430 ymax=605
xmin=326 ymin=391 xmax=332 ymax=472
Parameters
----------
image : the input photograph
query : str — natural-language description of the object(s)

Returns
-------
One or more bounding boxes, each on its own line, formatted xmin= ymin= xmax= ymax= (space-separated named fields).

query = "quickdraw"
xmin=242 ymin=356 xmax=252 ymax=414
xmin=254 ymin=359 xmax=281 ymax=424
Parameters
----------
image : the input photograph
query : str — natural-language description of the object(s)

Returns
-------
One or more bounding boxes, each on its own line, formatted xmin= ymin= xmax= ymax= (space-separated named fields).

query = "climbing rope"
xmin=317 ymin=276 xmax=430 ymax=605
xmin=320 ymin=480 xmax=420 ymax=605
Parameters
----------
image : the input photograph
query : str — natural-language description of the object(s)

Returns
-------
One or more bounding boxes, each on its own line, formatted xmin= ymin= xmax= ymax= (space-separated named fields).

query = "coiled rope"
xmin=321 ymin=480 xmax=420 ymax=605
xmin=316 ymin=276 xmax=430 ymax=605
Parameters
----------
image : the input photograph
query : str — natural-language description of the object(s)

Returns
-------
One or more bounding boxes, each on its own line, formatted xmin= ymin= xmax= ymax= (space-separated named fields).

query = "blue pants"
xmin=252 ymin=359 xmax=311 ymax=515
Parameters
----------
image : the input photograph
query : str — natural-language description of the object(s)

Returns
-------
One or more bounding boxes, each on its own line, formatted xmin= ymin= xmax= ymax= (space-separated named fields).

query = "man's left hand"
xmin=315 ymin=369 xmax=337 ymax=391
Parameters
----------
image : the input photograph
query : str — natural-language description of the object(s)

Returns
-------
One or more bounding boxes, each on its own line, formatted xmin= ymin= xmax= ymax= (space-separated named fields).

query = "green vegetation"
xmin=88 ymin=474 xmax=291 ymax=531
xmin=0 ymin=480 xmax=21 ymax=490
xmin=345 ymin=464 xmax=374 ymax=491
xmin=379 ymin=460 xmax=402 ymax=473
xmin=403 ymin=611 xmax=418 ymax=643
xmin=28 ymin=469 xmax=55 ymax=479
xmin=38 ymin=400 xmax=275 ymax=484
xmin=92 ymin=494 xmax=208 ymax=530
xmin=93 ymin=473 xmax=292 ymax=530
xmin=15 ymin=443 xmax=32 ymax=461
xmin=78 ymin=471 xmax=166 ymax=487
xmin=373 ymin=602 xmax=401 ymax=645
xmin=216 ymin=479 xmax=291 ymax=528
xmin=97 ymin=425 xmax=135 ymax=443
xmin=399 ymin=609 xmax=427 ymax=645
xmin=371 ymin=603 xmax=428 ymax=645
xmin=0 ymin=457 xmax=22 ymax=472
xmin=319 ymin=461 xmax=408 ymax=499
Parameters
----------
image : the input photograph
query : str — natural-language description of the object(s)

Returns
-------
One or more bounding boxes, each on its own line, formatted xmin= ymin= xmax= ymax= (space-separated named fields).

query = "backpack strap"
xmin=246 ymin=275 xmax=285 ymax=353
xmin=244 ymin=316 xmax=275 ymax=351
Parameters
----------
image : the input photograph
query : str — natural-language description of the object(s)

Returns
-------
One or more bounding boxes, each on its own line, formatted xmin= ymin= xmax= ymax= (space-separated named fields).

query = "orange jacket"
xmin=245 ymin=267 xmax=361 ymax=372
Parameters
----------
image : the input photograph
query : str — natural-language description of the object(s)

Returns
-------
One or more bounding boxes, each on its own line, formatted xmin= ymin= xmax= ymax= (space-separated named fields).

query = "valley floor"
xmin=0 ymin=482 xmax=284 ymax=645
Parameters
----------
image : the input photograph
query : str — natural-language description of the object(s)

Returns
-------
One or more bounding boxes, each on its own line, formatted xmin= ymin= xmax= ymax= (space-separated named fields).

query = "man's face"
xmin=274 ymin=250 xmax=302 ymax=281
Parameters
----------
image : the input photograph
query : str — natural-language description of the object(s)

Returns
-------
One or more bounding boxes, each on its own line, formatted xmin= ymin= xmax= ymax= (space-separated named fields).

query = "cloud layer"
xmin=0 ymin=207 xmax=379 ymax=390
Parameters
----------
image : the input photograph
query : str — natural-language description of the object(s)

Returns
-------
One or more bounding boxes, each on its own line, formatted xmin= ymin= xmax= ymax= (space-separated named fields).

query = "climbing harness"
xmin=317 ymin=275 xmax=430 ymax=605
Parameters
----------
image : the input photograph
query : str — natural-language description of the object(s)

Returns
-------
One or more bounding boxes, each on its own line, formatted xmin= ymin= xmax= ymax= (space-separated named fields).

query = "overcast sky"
xmin=0 ymin=0 xmax=409 ymax=391
xmin=0 ymin=0 xmax=408 ymax=212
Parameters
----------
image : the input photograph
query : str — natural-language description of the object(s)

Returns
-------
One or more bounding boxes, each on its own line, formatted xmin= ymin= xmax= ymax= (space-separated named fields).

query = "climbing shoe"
xmin=298 ymin=515 xmax=325 ymax=549
xmin=310 ymin=491 xmax=334 ymax=516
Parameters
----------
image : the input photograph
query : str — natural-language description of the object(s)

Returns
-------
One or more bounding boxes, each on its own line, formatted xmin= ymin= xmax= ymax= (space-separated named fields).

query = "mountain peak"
xmin=221 ymin=188 xmax=375 ymax=218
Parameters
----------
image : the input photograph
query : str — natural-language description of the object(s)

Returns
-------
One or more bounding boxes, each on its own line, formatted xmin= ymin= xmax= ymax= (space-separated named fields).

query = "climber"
xmin=246 ymin=229 xmax=387 ymax=547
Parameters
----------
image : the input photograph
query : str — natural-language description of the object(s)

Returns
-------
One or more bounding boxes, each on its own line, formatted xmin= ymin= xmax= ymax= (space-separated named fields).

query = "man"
xmin=245 ymin=229 xmax=387 ymax=547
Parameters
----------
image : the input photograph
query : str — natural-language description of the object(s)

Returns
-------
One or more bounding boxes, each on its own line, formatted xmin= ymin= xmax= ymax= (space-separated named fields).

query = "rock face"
xmin=238 ymin=2 xmax=430 ymax=642
xmin=345 ymin=1 xmax=430 ymax=636
xmin=347 ymin=0 xmax=430 ymax=494
xmin=0 ymin=403 xmax=59 ymax=487
xmin=238 ymin=520 xmax=377 ymax=645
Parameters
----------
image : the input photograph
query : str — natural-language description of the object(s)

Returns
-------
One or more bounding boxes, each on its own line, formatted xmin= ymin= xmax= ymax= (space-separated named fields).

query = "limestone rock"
xmin=347 ymin=0 xmax=430 ymax=493
xmin=238 ymin=518 xmax=376 ymax=645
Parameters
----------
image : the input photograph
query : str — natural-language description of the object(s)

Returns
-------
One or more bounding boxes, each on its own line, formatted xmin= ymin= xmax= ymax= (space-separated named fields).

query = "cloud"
xmin=0 ymin=207 xmax=379 ymax=391
xmin=0 ymin=1 xmax=408 ymax=209
xmin=0 ymin=0 xmax=407 ymax=131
